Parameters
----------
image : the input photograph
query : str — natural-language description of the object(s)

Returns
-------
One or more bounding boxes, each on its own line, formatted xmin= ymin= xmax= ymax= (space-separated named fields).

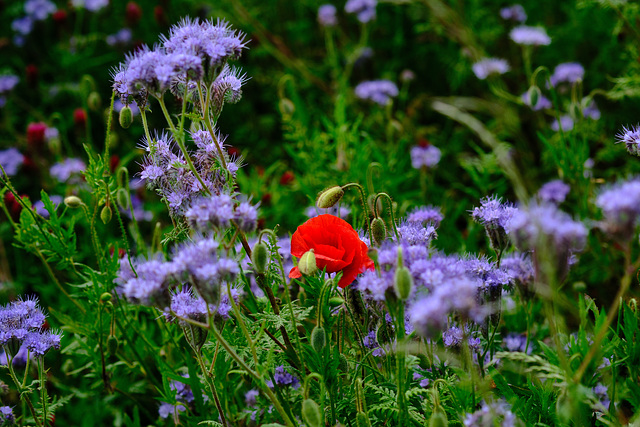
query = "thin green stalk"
xmin=226 ymin=280 xmax=258 ymax=367
xmin=194 ymin=350 xmax=228 ymax=427
xmin=4 ymin=347 xmax=43 ymax=427
xmin=373 ymin=192 xmax=400 ymax=241
xmin=395 ymin=303 xmax=408 ymax=426
xmin=35 ymin=249 xmax=85 ymax=314
xmin=38 ymin=359 xmax=48 ymax=426
xmin=341 ymin=183 xmax=372 ymax=239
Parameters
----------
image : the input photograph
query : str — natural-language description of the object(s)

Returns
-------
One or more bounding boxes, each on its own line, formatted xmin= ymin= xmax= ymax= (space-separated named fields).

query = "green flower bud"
xmin=107 ymin=335 xmax=119 ymax=356
xmin=116 ymin=188 xmax=129 ymax=210
xmin=301 ymin=399 xmax=322 ymax=427
xmin=119 ymin=106 xmax=133 ymax=129
xmin=428 ymin=411 xmax=449 ymax=427
xmin=311 ymin=326 xmax=326 ymax=353
xmin=100 ymin=204 xmax=112 ymax=224
xmin=251 ymin=241 xmax=269 ymax=274
xmin=394 ymin=265 xmax=413 ymax=301
xmin=527 ymin=85 xmax=541 ymax=108
xmin=278 ymin=98 xmax=295 ymax=117
xmin=370 ymin=217 xmax=386 ymax=246
xmin=328 ymin=296 xmax=344 ymax=307
xmin=316 ymin=186 xmax=344 ymax=209
xmin=64 ymin=196 xmax=83 ymax=208
xmin=100 ymin=292 xmax=112 ymax=303
xmin=298 ymin=249 xmax=318 ymax=276
xmin=88 ymin=91 xmax=101 ymax=111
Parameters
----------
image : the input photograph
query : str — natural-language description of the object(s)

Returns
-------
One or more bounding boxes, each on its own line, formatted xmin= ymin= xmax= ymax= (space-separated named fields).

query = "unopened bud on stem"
xmin=316 ymin=186 xmax=344 ymax=209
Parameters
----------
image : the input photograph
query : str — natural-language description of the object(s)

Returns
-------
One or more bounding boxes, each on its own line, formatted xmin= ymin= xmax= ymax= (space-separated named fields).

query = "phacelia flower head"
xmin=355 ymin=80 xmax=398 ymax=106
xmin=407 ymin=205 xmax=443 ymax=228
xmin=500 ymin=4 xmax=527 ymax=22
xmin=25 ymin=0 xmax=56 ymax=20
xmin=550 ymin=62 xmax=584 ymax=87
xmin=501 ymin=252 xmax=534 ymax=297
xmin=0 ymin=75 xmax=19 ymax=95
xmin=0 ymin=297 xmax=61 ymax=358
xmin=121 ymin=257 xmax=177 ymax=306
xmin=595 ymin=178 xmax=640 ymax=240
xmin=471 ymin=196 xmax=518 ymax=251
xmin=616 ymin=124 xmax=640 ymax=157
xmin=509 ymin=26 xmax=551 ymax=45
xmin=463 ymin=400 xmax=522 ymax=427
xmin=410 ymin=144 xmax=441 ymax=169
xmin=0 ymin=148 xmax=24 ymax=176
xmin=345 ymin=0 xmax=377 ymax=23
xmin=318 ymin=4 xmax=338 ymax=26
xmin=50 ymin=158 xmax=86 ymax=182
xmin=551 ymin=115 xmax=574 ymax=132
xmin=0 ymin=406 xmax=14 ymax=425
xmin=267 ymin=365 xmax=300 ymax=389
xmin=537 ymin=180 xmax=570 ymax=205
xmin=472 ymin=58 xmax=510 ymax=80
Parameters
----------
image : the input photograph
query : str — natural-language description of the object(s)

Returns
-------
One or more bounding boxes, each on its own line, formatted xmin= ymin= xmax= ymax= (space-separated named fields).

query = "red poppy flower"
xmin=289 ymin=214 xmax=374 ymax=288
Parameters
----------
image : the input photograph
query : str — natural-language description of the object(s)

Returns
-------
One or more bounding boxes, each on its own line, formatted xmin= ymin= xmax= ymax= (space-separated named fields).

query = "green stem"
xmin=38 ymin=359 xmax=48 ymax=426
xmin=198 ymin=82 xmax=229 ymax=172
xmin=4 ymin=347 xmax=43 ymax=427
xmin=227 ymin=280 xmax=258 ymax=367
xmin=194 ymin=350 xmax=228 ymax=427
xmin=341 ymin=183 xmax=372 ymax=240
xmin=373 ymin=192 xmax=400 ymax=241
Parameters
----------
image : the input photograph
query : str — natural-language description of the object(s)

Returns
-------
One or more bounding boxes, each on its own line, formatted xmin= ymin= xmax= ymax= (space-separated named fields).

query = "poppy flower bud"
xmin=298 ymin=249 xmax=318 ymax=276
xmin=251 ymin=241 xmax=269 ymax=274
xmin=328 ymin=296 xmax=344 ymax=307
xmin=527 ymin=85 xmax=541 ymax=109
xmin=302 ymin=398 xmax=322 ymax=427
xmin=26 ymin=122 xmax=47 ymax=147
xmin=107 ymin=335 xmax=119 ymax=356
xmin=73 ymin=108 xmax=87 ymax=128
xmin=64 ymin=196 xmax=83 ymax=208
xmin=126 ymin=2 xmax=142 ymax=25
xmin=428 ymin=410 xmax=449 ymax=427
xmin=316 ymin=186 xmax=344 ymax=209
xmin=100 ymin=204 xmax=112 ymax=224
xmin=370 ymin=217 xmax=386 ymax=246
xmin=116 ymin=188 xmax=129 ymax=210
xmin=311 ymin=326 xmax=326 ymax=352
xmin=394 ymin=248 xmax=413 ymax=300
xmin=280 ymin=170 xmax=295 ymax=185
xmin=87 ymin=92 xmax=101 ymax=111
xmin=119 ymin=106 xmax=133 ymax=128
xmin=338 ymin=353 xmax=349 ymax=372
xmin=100 ymin=292 xmax=112 ymax=303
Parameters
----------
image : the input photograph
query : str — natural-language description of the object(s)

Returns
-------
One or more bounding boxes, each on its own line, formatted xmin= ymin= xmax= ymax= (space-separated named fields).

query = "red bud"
xmin=280 ymin=171 xmax=295 ymax=185
xmin=27 ymin=122 xmax=47 ymax=147
xmin=73 ymin=108 xmax=87 ymax=127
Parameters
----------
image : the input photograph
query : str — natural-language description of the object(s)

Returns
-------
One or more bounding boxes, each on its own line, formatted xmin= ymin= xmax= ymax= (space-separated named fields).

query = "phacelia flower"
xmin=318 ymin=4 xmax=337 ymax=26
xmin=50 ymin=158 xmax=86 ymax=182
xmin=501 ymin=252 xmax=534 ymax=296
xmin=472 ymin=58 xmax=510 ymax=80
xmin=595 ymin=178 xmax=640 ymax=239
xmin=538 ymin=180 xmax=570 ymax=205
xmin=615 ymin=124 xmax=640 ymax=157
xmin=355 ymin=80 xmax=399 ymax=106
xmin=551 ymin=115 xmax=574 ymax=132
xmin=0 ymin=148 xmax=24 ymax=176
xmin=463 ymin=400 xmax=522 ymax=427
xmin=245 ymin=389 xmax=259 ymax=407
xmin=106 ymin=28 xmax=133 ymax=46
xmin=25 ymin=0 xmax=56 ymax=20
xmin=185 ymin=193 xmax=235 ymax=230
xmin=0 ymin=297 xmax=61 ymax=358
xmin=0 ymin=75 xmax=19 ymax=95
xmin=71 ymin=0 xmax=109 ymax=12
xmin=345 ymin=0 xmax=377 ymax=23
xmin=500 ymin=4 xmax=527 ymax=22
xmin=509 ymin=26 xmax=551 ymax=45
xmin=410 ymin=144 xmax=441 ymax=169
xmin=582 ymin=98 xmax=600 ymax=120
xmin=267 ymin=366 xmax=300 ymax=389
xmin=0 ymin=406 xmax=14 ymax=425
xmin=471 ymin=196 xmax=518 ymax=251
xmin=407 ymin=205 xmax=443 ymax=228
xmin=550 ymin=62 xmax=584 ymax=87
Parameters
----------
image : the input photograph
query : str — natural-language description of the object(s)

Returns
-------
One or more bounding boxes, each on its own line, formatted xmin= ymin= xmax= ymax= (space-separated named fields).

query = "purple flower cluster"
xmin=463 ymin=400 xmax=521 ymax=427
xmin=410 ymin=144 xmax=441 ymax=169
xmin=306 ymin=205 xmax=351 ymax=220
xmin=0 ymin=297 xmax=61 ymax=358
xmin=318 ymin=4 xmax=338 ymax=27
xmin=71 ymin=0 xmax=109 ymax=12
xmin=471 ymin=196 xmax=518 ymax=250
xmin=0 ymin=75 xmax=19 ymax=107
xmin=0 ymin=406 xmax=14 ymax=425
xmin=616 ymin=124 xmax=640 ymax=156
xmin=500 ymin=252 xmax=534 ymax=296
xmin=186 ymin=193 xmax=258 ymax=232
xmin=537 ymin=180 xmax=570 ymax=205
xmin=551 ymin=115 xmax=574 ymax=132
xmin=50 ymin=158 xmax=86 ymax=182
xmin=407 ymin=205 xmax=443 ymax=228
xmin=355 ymin=80 xmax=399 ymax=106
xmin=595 ymin=178 xmax=640 ymax=239
xmin=363 ymin=330 xmax=385 ymax=356
xmin=12 ymin=0 xmax=56 ymax=45
xmin=158 ymin=375 xmax=196 ymax=419
xmin=550 ymin=62 xmax=584 ymax=87
xmin=472 ymin=58 xmax=510 ymax=80
xmin=267 ymin=366 xmax=300 ymax=389
xmin=509 ymin=26 xmax=551 ymax=46
xmin=0 ymin=148 xmax=24 ymax=176
xmin=345 ymin=0 xmax=377 ymax=23
xmin=106 ymin=28 xmax=133 ymax=47
xmin=500 ymin=4 xmax=527 ymax=22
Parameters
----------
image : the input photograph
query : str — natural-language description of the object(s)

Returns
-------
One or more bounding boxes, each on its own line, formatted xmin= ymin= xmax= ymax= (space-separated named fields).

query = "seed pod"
xmin=64 ymin=196 xmax=83 ymax=208
xmin=298 ymin=249 xmax=318 ymax=276
xmin=119 ymin=106 xmax=133 ymax=129
xmin=394 ymin=265 xmax=413 ymax=301
xmin=100 ymin=204 xmax=113 ymax=224
xmin=107 ymin=335 xmax=119 ymax=356
xmin=311 ymin=326 xmax=326 ymax=353
xmin=116 ymin=188 xmax=129 ymax=210
xmin=316 ymin=186 xmax=344 ymax=209
xmin=370 ymin=217 xmax=386 ymax=246
xmin=301 ymin=398 xmax=322 ymax=427
xmin=251 ymin=241 xmax=269 ymax=274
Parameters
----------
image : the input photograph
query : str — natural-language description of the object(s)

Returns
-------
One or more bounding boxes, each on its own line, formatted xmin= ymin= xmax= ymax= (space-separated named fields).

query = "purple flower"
xmin=33 ymin=195 xmax=64 ymax=218
xmin=521 ymin=91 xmax=552 ymax=111
xmin=407 ymin=206 xmax=443 ymax=228
xmin=121 ymin=258 xmax=177 ymax=306
xmin=503 ymin=333 xmax=531 ymax=354
xmin=509 ymin=26 xmax=551 ymax=45
xmin=463 ymin=400 xmax=521 ymax=426
xmin=582 ymin=99 xmax=600 ymax=120
xmin=0 ymin=406 xmax=14 ymax=424
xmin=168 ymin=287 xmax=208 ymax=325
xmin=500 ymin=4 xmax=527 ymax=22
xmin=471 ymin=196 xmax=518 ymax=250
xmin=410 ymin=145 xmax=441 ymax=169
xmin=593 ymin=383 xmax=610 ymax=410
xmin=12 ymin=17 xmax=33 ymax=36
xmin=0 ymin=75 xmax=19 ymax=94
xmin=245 ymin=389 xmax=259 ymax=406
xmin=550 ymin=62 xmax=584 ymax=86
xmin=0 ymin=148 xmax=24 ymax=176
xmin=212 ymin=65 xmax=249 ymax=105
xmin=159 ymin=375 xmax=195 ymax=419
xmin=501 ymin=252 xmax=534 ymax=296
xmin=363 ymin=330 xmax=385 ymax=357
xmin=397 ymin=221 xmax=437 ymax=246
xmin=355 ymin=80 xmax=398 ymax=106
xmin=71 ymin=0 xmax=109 ymax=12
xmin=234 ymin=201 xmax=259 ymax=232
xmin=25 ymin=0 xmax=56 ymax=20
xmin=23 ymin=330 xmax=62 ymax=356
xmin=306 ymin=205 xmax=350 ymax=219
xmin=356 ymin=270 xmax=393 ymax=301
xmin=318 ymin=4 xmax=338 ymax=27
xmin=185 ymin=193 xmax=235 ymax=230
xmin=106 ymin=28 xmax=133 ymax=46
xmin=345 ymin=0 xmax=377 ymax=23
xmin=0 ymin=297 xmax=46 ymax=345
xmin=50 ymin=158 xmax=86 ymax=182
xmin=615 ymin=124 xmax=640 ymax=157
xmin=267 ymin=366 xmax=300 ymax=388
xmin=551 ymin=115 xmax=574 ymax=132
xmin=472 ymin=58 xmax=510 ymax=80
xmin=595 ymin=178 xmax=640 ymax=239
xmin=538 ymin=180 xmax=570 ymax=204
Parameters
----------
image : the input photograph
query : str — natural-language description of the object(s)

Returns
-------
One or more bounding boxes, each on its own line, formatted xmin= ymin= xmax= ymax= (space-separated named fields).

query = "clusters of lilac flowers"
xmin=615 ymin=124 xmax=640 ymax=156
xmin=355 ymin=80 xmax=399 ymax=106
xmin=410 ymin=144 xmax=441 ymax=169
xmin=0 ymin=406 xmax=14 ymax=425
xmin=550 ymin=62 xmax=584 ymax=87
xmin=305 ymin=205 xmax=351 ymax=220
xmin=463 ymin=400 xmax=521 ymax=426
xmin=345 ymin=0 xmax=377 ymax=23
xmin=595 ymin=178 xmax=640 ymax=239
xmin=266 ymin=366 xmax=299 ymax=389
xmin=12 ymin=0 xmax=57 ymax=45
xmin=521 ymin=90 xmax=552 ymax=111
xmin=537 ymin=180 xmax=570 ymax=205
xmin=106 ymin=28 xmax=133 ymax=47
xmin=0 ymin=75 xmax=19 ymax=108
xmin=158 ymin=375 xmax=196 ymax=420
xmin=509 ymin=26 xmax=551 ymax=46
xmin=186 ymin=193 xmax=258 ymax=232
xmin=0 ymin=148 xmax=24 ymax=176
xmin=471 ymin=196 xmax=517 ymax=251
xmin=0 ymin=297 xmax=61 ymax=359
xmin=551 ymin=115 xmax=574 ymax=132
xmin=50 ymin=158 xmax=86 ymax=182
xmin=407 ymin=205 xmax=443 ymax=228
xmin=500 ymin=4 xmax=527 ymax=23
xmin=318 ymin=4 xmax=338 ymax=27
xmin=472 ymin=58 xmax=510 ymax=80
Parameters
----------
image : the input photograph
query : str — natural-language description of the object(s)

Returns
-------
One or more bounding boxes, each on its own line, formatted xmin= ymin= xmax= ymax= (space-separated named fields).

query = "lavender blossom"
xmin=345 ymin=0 xmax=377 ymax=23
xmin=407 ymin=205 xmax=443 ymax=228
xmin=356 ymin=270 xmax=393 ymax=301
xmin=583 ymin=99 xmax=600 ymax=120
xmin=25 ymin=0 xmax=56 ymax=20
xmin=615 ymin=124 xmax=640 ymax=157
xmin=537 ymin=180 xmax=570 ymax=204
xmin=71 ymin=0 xmax=109 ymax=12
xmin=50 ymin=158 xmax=86 ymax=182
xmin=305 ymin=205 xmax=351 ymax=220
xmin=11 ymin=17 xmax=33 ymax=36
xmin=33 ymin=195 xmax=63 ymax=218
xmin=503 ymin=333 xmax=532 ymax=354
xmin=355 ymin=80 xmax=398 ymax=106
xmin=212 ymin=65 xmax=249 ymax=107
xmin=595 ymin=178 xmax=640 ymax=239
xmin=550 ymin=62 xmax=584 ymax=87
xmin=0 ymin=406 xmax=14 ymax=424
xmin=0 ymin=148 xmax=24 ymax=176
xmin=363 ymin=331 xmax=385 ymax=357
xmin=185 ymin=193 xmax=235 ymax=230
xmin=234 ymin=201 xmax=259 ymax=232
xmin=159 ymin=375 xmax=195 ymax=420
xmin=500 ymin=253 xmax=534 ymax=296
xmin=472 ymin=58 xmax=510 ymax=80
xmin=593 ymin=383 xmax=610 ymax=410
xmin=245 ymin=390 xmax=259 ymax=407
xmin=318 ymin=4 xmax=338 ymax=27
xmin=120 ymin=257 xmax=177 ymax=306
xmin=0 ymin=297 xmax=61 ymax=358
xmin=410 ymin=144 xmax=441 ymax=169
xmin=509 ymin=26 xmax=551 ymax=46
xmin=500 ymin=5 xmax=527 ymax=22
xmin=471 ymin=196 xmax=517 ymax=251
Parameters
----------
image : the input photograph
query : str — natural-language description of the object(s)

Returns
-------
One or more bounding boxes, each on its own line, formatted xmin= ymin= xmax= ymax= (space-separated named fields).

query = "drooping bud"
xmin=394 ymin=247 xmax=413 ymax=300
xmin=64 ymin=196 xmax=83 ymax=208
xmin=87 ymin=92 xmax=101 ymax=111
xmin=298 ymin=249 xmax=318 ymax=276
xmin=119 ymin=106 xmax=133 ymax=129
xmin=316 ymin=186 xmax=344 ymax=209
xmin=428 ymin=410 xmax=449 ymax=427
xmin=370 ymin=217 xmax=386 ymax=246
xmin=527 ymin=85 xmax=541 ymax=108
xmin=100 ymin=204 xmax=113 ymax=224
xmin=73 ymin=108 xmax=87 ymax=128
xmin=311 ymin=326 xmax=326 ymax=353
xmin=301 ymin=398 xmax=322 ymax=427
xmin=251 ymin=241 xmax=269 ymax=274
xmin=116 ymin=188 xmax=129 ymax=210
xmin=107 ymin=335 xmax=119 ymax=356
